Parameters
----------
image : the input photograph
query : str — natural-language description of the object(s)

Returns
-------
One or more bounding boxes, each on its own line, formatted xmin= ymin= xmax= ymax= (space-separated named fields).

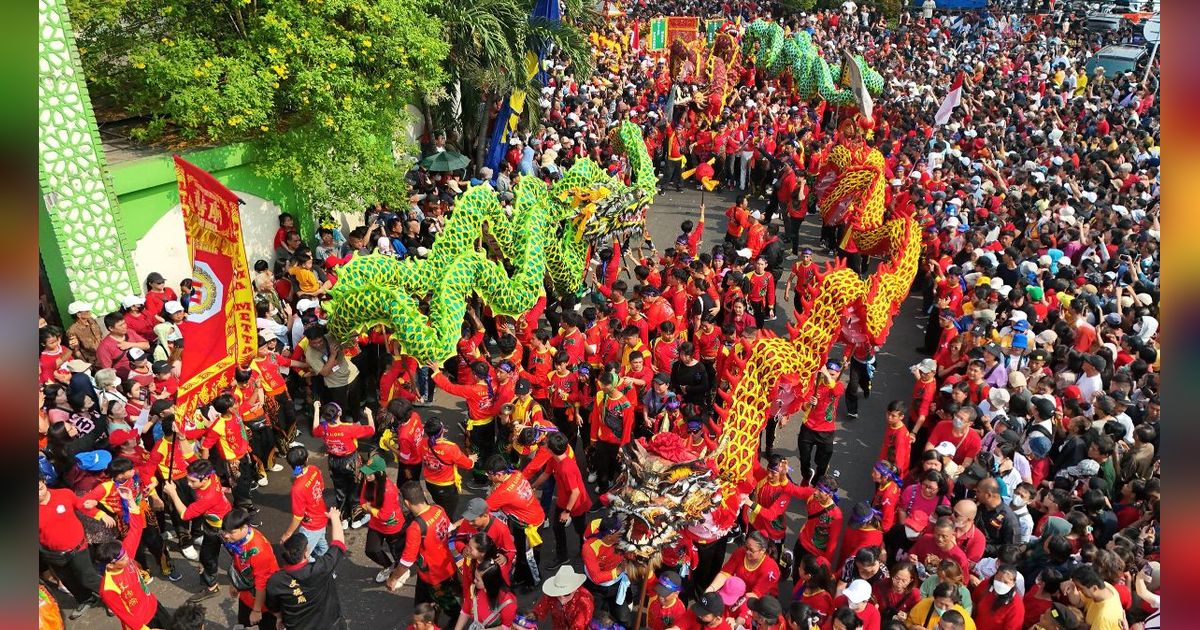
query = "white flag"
xmin=935 ymin=71 xmax=964 ymax=126
xmin=842 ymin=49 xmax=874 ymax=120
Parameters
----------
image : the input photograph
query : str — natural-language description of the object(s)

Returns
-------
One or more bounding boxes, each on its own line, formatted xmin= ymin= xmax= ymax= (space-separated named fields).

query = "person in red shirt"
xmin=651 ymin=321 xmax=683 ymax=374
xmin=744 ymin=454 xmax=808 ymax=555
xmin=926 ymin=406 xmax=983 ymax=468
xmin=906 ymin=516 xmax=970 ymax=578
xmin=708 ymin=533 xmax=782 ymax=600
xmin=872 ymin=460 xmax=904 ymax=533
xmin=589 ymin=370 xmax=635 ymax=491
xmin=161 ymin=459 xmax=232 ymax=601
xmin=835 ymin=579 xmax=882 ymax=630
xmin=96 ymin=515 xmax=174 ymax=630
xmin=581 ymin=515 xmax=629 ymax=607
xmin=535 ymin=432 xmax=591 ymax=565
xmin=530 ymin=565 xmax=596 ymax=628
xmin=647 ymin=570 xmax=689 ymax=630
xmin=746 ymin=257 xmax=777 ymax=326
xmin=455 ymin=497 xmax=518 ymax=578
xmin=38 ymin=477 xmax=104 ymax=620
xmin=795 ymin=361 xmax=846 ymax=483
xmin=200 ymin=394 xmax=256 ymax=511
xmin=720 ymin=195 xmax=748 ymax=247
xmin=312 ymin=401 xmax=375 ymax=528
xmin=357 ymin=455 xmax=406 ymax=583
xmin=417 ymin=416 xmax=477 ymax=518
xmin=278 ymin=445 xmax=330 ymax=562
xmin=387 ymin=481 xmax=459 ymax=609
xmin=880 ymin=400 xmax=913 ymax=476
xmin=95 ymin=312 xmax=150 ymax=380
xmin=748 ymin=595 xmax=786 ymax=630
xmin=121 ymin=296 xmax=157 ymax=342
xmin=484 ymin=455 xmax=545 ymax=586
xmin=547 ymin=353 xmax=582 ymax=446
xmin=220 ymin=508 xmax=280 ymax=629
xmin=683 ymin=592 xmax=734 ymax=629
xmin=551 ymin=312 xmax=588 ymax=366
xmin=971 ymin=565 xmax=1025 ymax=630
xmin=787 ymin=474 xmax=845 ymax=576
xmin=429 ymin=359 xmax=499 ymax=480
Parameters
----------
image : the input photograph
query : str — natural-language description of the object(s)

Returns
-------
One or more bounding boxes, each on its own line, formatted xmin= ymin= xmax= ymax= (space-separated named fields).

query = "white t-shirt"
xmin=1077 ymin=372 xmax=1104 ymax=403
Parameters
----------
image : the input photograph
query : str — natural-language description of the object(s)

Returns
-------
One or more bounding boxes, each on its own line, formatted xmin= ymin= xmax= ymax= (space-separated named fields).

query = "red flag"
xmin=171 ymin=156 xmax=258 ymax=420
xmin=934 ymin=71 xmax=963 ymax=126
xmin=630 ymin=20 xmax=640 ymax=51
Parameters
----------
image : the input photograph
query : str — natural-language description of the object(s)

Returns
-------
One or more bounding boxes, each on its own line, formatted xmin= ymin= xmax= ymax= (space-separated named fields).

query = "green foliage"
xmin=780 ymin=0 xmax=819 ymax=13
xmin=69 ymin=0 xmax=449 ymax=220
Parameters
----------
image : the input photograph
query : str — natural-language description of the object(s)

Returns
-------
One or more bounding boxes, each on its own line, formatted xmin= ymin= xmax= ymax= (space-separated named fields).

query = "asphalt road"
xmin=63 ymin=187 xmax=928 ymax=629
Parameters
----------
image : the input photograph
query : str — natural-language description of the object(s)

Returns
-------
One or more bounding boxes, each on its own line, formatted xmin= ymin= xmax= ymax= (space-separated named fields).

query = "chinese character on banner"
xmin=649 ymin=18 xmax=667 ymax=51
xmin=706 ymin=18 xmax=723 ymax=44
xmin=172 ymin=156 xmax=258 ymax=421
xmin=666 ymin=16 xmax=701 ymax=45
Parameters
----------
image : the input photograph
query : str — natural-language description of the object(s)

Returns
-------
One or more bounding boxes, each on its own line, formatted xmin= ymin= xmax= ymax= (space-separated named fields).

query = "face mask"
xmin=993 ymin=580 xmax=1015 ymax=596
xmin=933 ymin=607 xmax=947 ymax=616
xmin=1011 ymin=496 xmax=1027 ymax=509
xmin=953 ymin=419 xmax=966 ymax=430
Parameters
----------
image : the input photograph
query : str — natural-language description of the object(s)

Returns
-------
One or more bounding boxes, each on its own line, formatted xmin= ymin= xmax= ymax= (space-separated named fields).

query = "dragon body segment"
xmin=712 ymin=126 xmax=918 ymax=502
xmin=741 ymin=19 xmax=884 ymax=107
xmin=324 ymin=121 xmax=656 ymax=363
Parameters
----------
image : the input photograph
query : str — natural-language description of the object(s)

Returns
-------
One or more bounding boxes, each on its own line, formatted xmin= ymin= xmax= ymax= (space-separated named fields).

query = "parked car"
xmin=1085 ymin=44 xmax=1148 ymax=76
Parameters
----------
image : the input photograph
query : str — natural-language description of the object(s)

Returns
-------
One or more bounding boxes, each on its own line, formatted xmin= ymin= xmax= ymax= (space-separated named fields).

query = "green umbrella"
xmin=419 ymin=149 xmax=471 ymax=172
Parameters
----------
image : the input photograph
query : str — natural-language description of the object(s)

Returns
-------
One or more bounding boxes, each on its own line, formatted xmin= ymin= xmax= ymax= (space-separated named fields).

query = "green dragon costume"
xmin=742 ymin=19 xmax=884 ymax=107
xmin=324 ymin=121 xmax=656 ymax=363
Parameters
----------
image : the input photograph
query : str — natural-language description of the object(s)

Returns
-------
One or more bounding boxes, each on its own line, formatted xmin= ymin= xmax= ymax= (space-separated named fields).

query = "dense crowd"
xmin=38 ymin=1 xmax=1159 ymax=629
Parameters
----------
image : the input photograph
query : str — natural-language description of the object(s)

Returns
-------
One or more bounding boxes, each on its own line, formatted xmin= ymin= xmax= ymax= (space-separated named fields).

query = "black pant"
xmin=691 ymin=536 xmax=729 ymax=599
xmin=247 ymin=421 xmax=276 ymax=474
xmin=427 ymin=482 xmax=460 ymax=521
xmin=470 ymin=421 xmax=498 ymax=480
xmin=762 ymin=415 xmax=779 ymax=456
xmin=510 ymin=517 xmax=541 ymax=585
xmin=365 ymin=528 xmax=404 ymax=569
xmin=662 ymin=159 xmax=683 ymax=190
xmin=328 ymin=455 xmax=362 ymax=519
xmin=922 ymin=312 xmax=942 ymax=355
xmin=786 ymin=215 xmax=803 ymax=253
xmin=146 ymin=602 xmax=173 ymax=629
xmin=395 ymin=462 xmax=421 ymax=487
xmin=552 ymin=509 xmax=586 ymax=557
xmin=323 ymin=377 xmax=363 ymax=420
xmin=237 ymin=598 xmax=278 ymax=629
xmin=592 ymin=441 xmax=621 ymax=493
xmin=588 ymin=579 xmax=633 ymax=627
xmin=135 ymin=520 xmax=173 ymax=576
xmin=164 ymin=479 xmax=201 ymax=545
xmin=198 ymin=524 xmax=222 ymax=586
xmin=845 ymin=358 xmax=872 ymax=415
xmin=217 ymin=454 xmax=256 ymax=509
xmin=39 ymin=545 xmax=101 ymax=606
xmin=797 ymin=426 xmax=834 ymax=484
xmin=751 ymin=301 xmax=770 ymax=328
xmin=551 ymin=407 xmax=579 ymax=451
xmin=883 ymin=523 xmax=918 ymax=564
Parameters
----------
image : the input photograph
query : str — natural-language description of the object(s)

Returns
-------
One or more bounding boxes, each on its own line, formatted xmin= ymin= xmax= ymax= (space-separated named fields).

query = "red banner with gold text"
xmin=172 ymin=155 xmax=258 ymax=421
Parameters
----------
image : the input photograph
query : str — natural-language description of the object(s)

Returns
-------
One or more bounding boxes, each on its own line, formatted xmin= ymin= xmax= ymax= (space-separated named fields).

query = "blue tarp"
xmin=912 ymin=0 xmax=989 ymax=9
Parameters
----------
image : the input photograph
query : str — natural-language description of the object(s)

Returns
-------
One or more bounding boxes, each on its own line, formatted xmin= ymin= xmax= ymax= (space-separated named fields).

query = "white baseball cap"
xmin=121 ymin=295 xmax=146 ymax=309
xmin=935 ymin=441 xmax=958 ymax=457
xmin=67 ymin=301 xmax=93 ymax=315
xmin=844 ymin=579 xmax=872 ymax=605
xmin=296 ymin=299 xmax=320 ymax=313
xmin=163 ymin=300 xmax=184 ymax=315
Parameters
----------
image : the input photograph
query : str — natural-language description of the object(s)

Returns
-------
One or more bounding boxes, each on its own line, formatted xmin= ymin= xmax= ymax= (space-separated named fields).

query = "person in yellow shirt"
xmin=288 ymin=252 xmax=331 ymax=297
xmin=903 ymin=582 xmax=976 ymax=629
xmin=1065 ymin=565 xmax=1126 ymax=630
xmin=1073 ymin=66 xmax=1089 ymax=97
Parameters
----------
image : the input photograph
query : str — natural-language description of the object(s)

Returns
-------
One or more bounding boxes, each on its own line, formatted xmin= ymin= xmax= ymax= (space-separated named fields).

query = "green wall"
xmin=109 ymin=142 xmax=313 ymax=245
